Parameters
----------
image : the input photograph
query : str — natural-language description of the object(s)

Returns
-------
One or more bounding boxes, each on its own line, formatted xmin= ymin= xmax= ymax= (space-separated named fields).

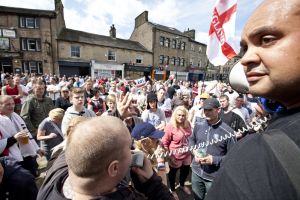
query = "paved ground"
xmin=172 ymin=170 xmax=194 ymax=200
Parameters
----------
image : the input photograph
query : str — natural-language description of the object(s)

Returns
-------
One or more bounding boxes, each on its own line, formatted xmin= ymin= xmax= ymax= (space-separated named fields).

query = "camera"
xmin=131 ymin=151 xmax=144 ymax=168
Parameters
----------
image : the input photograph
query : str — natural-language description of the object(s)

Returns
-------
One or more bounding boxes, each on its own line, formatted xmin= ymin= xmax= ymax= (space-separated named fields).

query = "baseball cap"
xmin=203 ymin=98 xmax=220 ymax=109
xmin=199 ymin=92 xmax=210 ymax=99
xmin=131 ymin=122 xmax=164 ymax=140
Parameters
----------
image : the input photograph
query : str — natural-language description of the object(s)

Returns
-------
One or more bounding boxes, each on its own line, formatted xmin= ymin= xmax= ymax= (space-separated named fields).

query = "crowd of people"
xmin=0 ymin=70 xmax=269 ymax=200
xmin=1 ymin=0 xmax=300 ymax=199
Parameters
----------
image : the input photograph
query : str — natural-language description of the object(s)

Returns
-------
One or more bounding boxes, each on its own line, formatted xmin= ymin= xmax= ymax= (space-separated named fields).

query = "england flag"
xmin=206 ymin=0 xmax=238 ymax=66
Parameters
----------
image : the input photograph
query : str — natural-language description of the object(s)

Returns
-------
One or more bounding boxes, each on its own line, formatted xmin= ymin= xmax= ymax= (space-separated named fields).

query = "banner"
xmin=134 ymin=77 xmax=146 ymax=87
xmin=206 ymin=0 xmax=237 ymax=66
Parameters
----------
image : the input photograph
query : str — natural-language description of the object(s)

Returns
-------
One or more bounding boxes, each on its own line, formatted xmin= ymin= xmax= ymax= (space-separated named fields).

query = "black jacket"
xmin=206 ymin=107 xmax=300 ymax=200
xmin=37 ymin=152 xmax=175 ymax=200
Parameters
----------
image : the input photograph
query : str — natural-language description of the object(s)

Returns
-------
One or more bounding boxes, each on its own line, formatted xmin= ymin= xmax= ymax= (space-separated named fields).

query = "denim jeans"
xmin=191 ymin=171 xmax=212 ymax=200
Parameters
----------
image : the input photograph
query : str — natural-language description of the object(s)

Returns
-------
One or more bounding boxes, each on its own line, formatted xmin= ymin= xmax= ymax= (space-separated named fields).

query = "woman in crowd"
xmin=37 ymin=108 xmax=65 ymax=160
xmin=162 ymin=106 xmax=192 ymax=199
xmin=141 ymin=92 xmax=166 ymax=131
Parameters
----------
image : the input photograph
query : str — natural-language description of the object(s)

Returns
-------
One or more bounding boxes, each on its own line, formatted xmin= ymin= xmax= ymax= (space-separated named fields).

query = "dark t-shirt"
xmin=220 ymin=110 xmax=247 ymax=132
xmin=206 ymin=108 xmax=300 ymax=200
xmin=38 ymin=118 xmax=64 ymax=155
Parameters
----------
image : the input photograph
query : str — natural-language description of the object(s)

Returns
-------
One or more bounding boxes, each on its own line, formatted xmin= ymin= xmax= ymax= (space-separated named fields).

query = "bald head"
xmin=0 ymin=95 xmax=15 ymax=115
xmin=0 ymin=95 xmax=13 ymax=103
xmin=240 ymin=0 xmax=300 ymax=108
xmin=65 ymin=116 xmax=131 ymax=178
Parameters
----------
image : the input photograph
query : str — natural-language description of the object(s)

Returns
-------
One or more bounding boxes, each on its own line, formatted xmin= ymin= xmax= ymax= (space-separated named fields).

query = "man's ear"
xmin=107 ymin=160 xmax=119 ymax=177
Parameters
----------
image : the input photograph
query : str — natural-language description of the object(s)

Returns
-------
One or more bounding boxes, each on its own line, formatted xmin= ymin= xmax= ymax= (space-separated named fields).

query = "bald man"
xmin=206 ymin=0 xmax=300 ymax=199
xmin=37 ymin=116 xmax=175 ymax=200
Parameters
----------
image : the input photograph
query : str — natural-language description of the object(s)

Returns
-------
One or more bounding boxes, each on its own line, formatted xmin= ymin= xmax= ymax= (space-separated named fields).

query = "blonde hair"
xmin=65 ymin=116 xmax=87 ymax=137
xmin=49 ymin=108 xmax=65 ymax=121
xmin=171 ymin=106 xmax=190 ymax=128
xmin=106 ymin=94 xmax=116 ymax=104
xmin=70 ymin=87 xmax=84 ymax=97
xmin=51 ymin=116 xmax=87 ymax=156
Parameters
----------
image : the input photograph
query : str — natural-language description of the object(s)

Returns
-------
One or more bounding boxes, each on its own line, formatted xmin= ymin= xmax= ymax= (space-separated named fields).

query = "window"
xmin=108 ymin=50 xmax=116 ymax=61
xmin=165 ymin=38 xmax=170 ymax=48
xmin=172 ymin=39 xmax=176 ymax=49
xmin=180 ymin=58 xmax=185 ymax=66
xmin=21 ymin=38 xmax=41 ymax=51
xmin=190 ymin=58 xmax=194 ymax=66
xmin=136 ymin=54 xmax=143 ymax=64
xmin=22 ymin=61 xmax=43 ymax=74
xmin=171 ymin=57 xmax=176 ymax=65
xmin=0 ymin=38 xmax=9 ymax=50
xmin=19 ymin=17 xmax=39 ymax=28
xmin=176 ymin=41 xmax=181 ymax=49
xmin=71 ymin=46 xmax=80 ymax=57
xmin=199 ymin=46 xmax=202 ymax=53
xmin=181 ymin=42 xmax=186 ymax=50
xmin=176 ymin=57 xmax=180 ymax=66
xmin=198 ymin=60 xmax=202 ymax=67
xmin=160 ymin=36 xmax=165 ymax=46
xmin=159 ymin=55 xmax=164 ymax=64
xmin=191 ymin=44 xmax=195 ymax=51
xmin=164 ymin=56 xmax=169 ymax=64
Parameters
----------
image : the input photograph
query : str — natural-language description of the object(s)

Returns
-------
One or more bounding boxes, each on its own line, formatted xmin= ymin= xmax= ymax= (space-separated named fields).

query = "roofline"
xmin=58 ymin=28 xmax=152 ymax=54
xmin=0 ymin=6 xmax=56 ymax=18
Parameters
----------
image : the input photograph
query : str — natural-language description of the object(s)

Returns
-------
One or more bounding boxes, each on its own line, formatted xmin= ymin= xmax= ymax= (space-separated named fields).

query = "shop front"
xmin=170 ymin=71 xmax=188 ymax=81
xmin=124 ymin=63 xmax=152 ymax=80
xmin=188 ymin=70 xmax=204 ymax=82
xmin=91 ymin=60 xmax=124 ymax=80
xmin=59 ymin=61 xmax=90 ymax=77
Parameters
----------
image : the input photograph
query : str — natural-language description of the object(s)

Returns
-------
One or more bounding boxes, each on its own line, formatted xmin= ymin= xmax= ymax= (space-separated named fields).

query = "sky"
xmin=0 ymin=0 xmax=263 ymax=47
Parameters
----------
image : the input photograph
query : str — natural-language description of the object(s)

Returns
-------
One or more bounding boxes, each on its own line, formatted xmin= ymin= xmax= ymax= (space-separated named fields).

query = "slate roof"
xmin=57 ymin=28 xmax=151 ymax=53
xmin=0 ymin=6 xmax=56 ymax=17
xmin=150 ymin=22 xmax=184 ymax=36
xmin=150 ymin=22 xmax=206 ymax=46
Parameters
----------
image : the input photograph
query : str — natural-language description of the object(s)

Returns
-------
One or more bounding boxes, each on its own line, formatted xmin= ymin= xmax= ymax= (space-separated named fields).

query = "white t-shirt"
xmin=141 ymin=108 xmax=165 ymax=127
xmin=47 ymin=84 xmax=61 ymax=101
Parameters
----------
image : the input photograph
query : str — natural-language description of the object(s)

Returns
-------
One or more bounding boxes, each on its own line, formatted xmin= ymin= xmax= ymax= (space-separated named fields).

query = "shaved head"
xmin=65 ymin=116 xmax=131 ymax=178
xmin=240 ymin=0 xmax=300 ymax=108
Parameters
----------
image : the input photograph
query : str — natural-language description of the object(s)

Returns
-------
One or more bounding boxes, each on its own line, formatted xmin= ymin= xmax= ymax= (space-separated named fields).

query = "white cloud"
xmin=0 ymin=0 xmax=263 ymax=43
xmin=0 ymin=0 xmax=54 ymax=9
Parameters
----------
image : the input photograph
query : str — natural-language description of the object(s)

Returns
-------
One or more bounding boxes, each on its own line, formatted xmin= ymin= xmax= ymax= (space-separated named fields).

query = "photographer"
xmin=37 ymin=116 xmax=175 ymax=200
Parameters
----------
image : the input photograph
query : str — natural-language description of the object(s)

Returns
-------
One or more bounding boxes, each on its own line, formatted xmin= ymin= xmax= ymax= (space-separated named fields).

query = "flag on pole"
xmin=206 ymin=0 xmax=238 ymax=66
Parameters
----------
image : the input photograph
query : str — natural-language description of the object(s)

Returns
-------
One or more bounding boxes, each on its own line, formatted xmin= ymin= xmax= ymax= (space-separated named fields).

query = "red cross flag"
xmin=206 ymin=0 xmax=237 ymax=66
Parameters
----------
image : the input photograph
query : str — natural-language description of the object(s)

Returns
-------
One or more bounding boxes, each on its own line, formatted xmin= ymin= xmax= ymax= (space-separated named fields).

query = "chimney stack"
xmin=184 ymin=28 xmax=196 ymax=40
xmin=135 ymin=11 xmax=148 ymax=28
xmin=109 ymin=24 xmax=116 ymax=38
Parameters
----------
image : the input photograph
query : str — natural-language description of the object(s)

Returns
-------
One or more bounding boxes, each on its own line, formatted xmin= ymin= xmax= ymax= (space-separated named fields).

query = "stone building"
xmin=55 ymin=1 xmax=152 ymax=79
xmin=57 ymin=27 xmax=152 ymax=79
xmin=0 ymin=0 xmax=152 ymax=80
xmin=0 ymin=5 xmax=58 ymax=75
xmin=130 ymin=11 xmax=208 ymax=81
